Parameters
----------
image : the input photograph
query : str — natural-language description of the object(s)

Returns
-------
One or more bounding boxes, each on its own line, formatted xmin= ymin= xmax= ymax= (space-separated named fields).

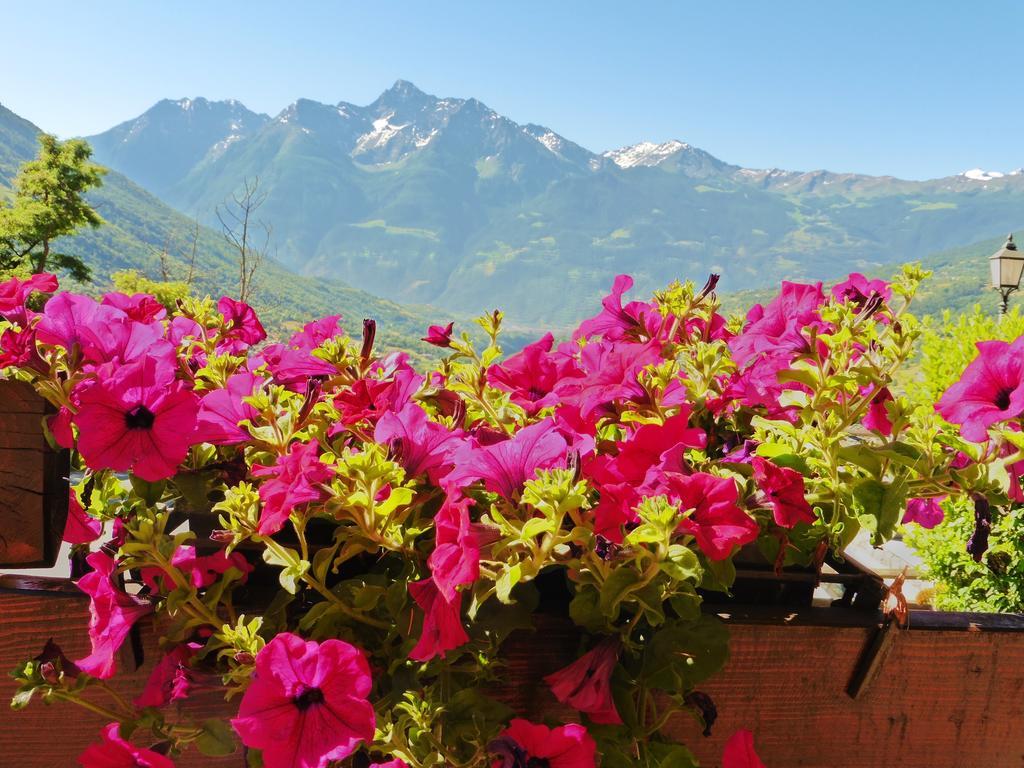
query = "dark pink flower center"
xmin=292 ymin=685 xmax=325 ymax=711
xmin=995 ymin=387 xmax=1014 ymax=411
xmin=124 ymin=404 xmax=156 ymax=430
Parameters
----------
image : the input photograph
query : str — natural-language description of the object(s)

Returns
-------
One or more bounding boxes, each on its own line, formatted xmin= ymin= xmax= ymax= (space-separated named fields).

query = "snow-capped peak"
xmin=603 ymin=140 xmax=691 ymax=169
xmin=962 ymin=168 xmax=1006 ymax=181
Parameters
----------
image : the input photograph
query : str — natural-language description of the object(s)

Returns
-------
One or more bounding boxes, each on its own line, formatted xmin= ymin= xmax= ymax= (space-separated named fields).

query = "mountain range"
xmin=0 ymin=101 xmax=443 ymax=357
xmin=82 ymin=80 xmax=1024 ymax=327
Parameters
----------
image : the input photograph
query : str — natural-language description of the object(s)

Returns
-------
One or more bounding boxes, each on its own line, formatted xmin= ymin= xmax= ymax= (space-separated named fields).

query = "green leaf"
xmin=599 ymin=566 xmax=643 ymax=619
xmin=568 ymin=587 xmax=606 ymax=632
xmin=129 ymin=475 xmax=166 ymax=506
xmin=520 ymin=516 xmax=553 ymax=540
xmin=640 ymin=615 xmax=730 ymax=693
xmin=495 ymin=563 xmax=522 ymax=604
xmin=195 ymin=718 xmax=237 ymax=757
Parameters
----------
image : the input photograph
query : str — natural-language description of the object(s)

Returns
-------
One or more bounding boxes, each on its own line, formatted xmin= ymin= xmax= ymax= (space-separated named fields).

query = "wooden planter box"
xmin=1 ymin=574 xmax=1022 ymax=768
xmin=2 ymin=380 xmax=1023 ymax=767
xmin=0 ymin=380 xmax=68 ymax=568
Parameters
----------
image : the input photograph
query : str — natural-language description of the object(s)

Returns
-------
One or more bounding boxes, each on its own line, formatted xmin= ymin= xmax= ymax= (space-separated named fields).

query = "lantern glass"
xmin=992 ymin=251 xmax=1024 ymax=290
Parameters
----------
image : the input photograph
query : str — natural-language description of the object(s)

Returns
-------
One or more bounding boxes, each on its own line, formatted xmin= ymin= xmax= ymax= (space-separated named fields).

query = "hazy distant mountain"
xmin=85 ymin=80 xmax=1024 ymax=326
xmin=0 ymin=101 xmax=442 ymax=356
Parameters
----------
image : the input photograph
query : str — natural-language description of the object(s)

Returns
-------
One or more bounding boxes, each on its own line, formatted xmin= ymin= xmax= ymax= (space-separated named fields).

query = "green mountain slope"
xmin=85 ymin=81 xmax=1024 ymax=328
xmin=0 ymin=101 xmax=444 ymax=357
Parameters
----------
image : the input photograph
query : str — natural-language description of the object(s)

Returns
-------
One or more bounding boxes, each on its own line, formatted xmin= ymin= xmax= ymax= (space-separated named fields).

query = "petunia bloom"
xmin=729 ymin=281 xmax=825 ymax=367
xmin=752 ymin=456 xmax=816 ymax=528
xmin=667 ymin=473 xmax=760 ymax=560
xmin=78 ymin=723 xmax=175 ymax=768
xmin=721 ymin=729 xmax=766 ymax=768
xmin=252 ymin=441 xmax=334 ymax=535
xmin=573 ymin=274 xmax=660 ymax=342
xmin=193 ymin=371 xmax=262 ymax=445
xmin=0 ymin=272 xmax=57 ymax=320
xmin=231 ymin=633 xmax=375 ymax=768
xmin=489 ymin=719 xmax=597 ymax=768
xmin=135 ymin=643 xmax=199 ymax=708
xmin=831 ymin=272 xmax=891 ymax=308
xmin=488 ymin=333 xmax=583 ymax=415
xmin=445 ymin=418 xmax=568 ymax=498
xmin=408 ymin=578 xmax=469 ymax=661
xmin=902 ymin=496 xmax=945 ymax=529
xmin=101 ymin=292 xmax=167 ymax=323
xmin=544 ymin=638 xmax=622 ymax=724
xmin=75 ymin=552 xmax=153 ymax=679
xmin=141 ymin=545 xmax=253 ymax=593
xmin=63 ymin=489 xmax=102 ymax=545
xmin=428 ymin=496 xmax=480 ymax=600
xmin=422 ymin=321 xmax=454 ymax=347
xmin=73 ymin=354 xmax=199 ymax=481
xmin=217 ymin=296 xmax=267 ymax=353
xmin=936 ymin=338 xmax=1024 ymax=442
xmin=374 ymin=402 xmax=462 ymax=483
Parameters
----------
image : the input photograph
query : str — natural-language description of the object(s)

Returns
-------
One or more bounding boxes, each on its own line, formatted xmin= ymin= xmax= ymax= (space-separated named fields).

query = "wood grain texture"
xmin=0 ymin=380 xmax=69 ymax=568
xmin=1 ymin=585 xmax=1022 ymax=767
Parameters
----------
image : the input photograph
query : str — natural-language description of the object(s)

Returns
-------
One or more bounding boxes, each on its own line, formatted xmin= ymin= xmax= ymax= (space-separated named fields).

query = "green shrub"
xmin=905 ymin=304 xmax=1024 ymax=612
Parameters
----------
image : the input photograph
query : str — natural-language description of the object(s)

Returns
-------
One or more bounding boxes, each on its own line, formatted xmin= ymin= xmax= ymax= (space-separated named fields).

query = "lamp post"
xmin=990 ymin=234 xmax=1024 ymax=314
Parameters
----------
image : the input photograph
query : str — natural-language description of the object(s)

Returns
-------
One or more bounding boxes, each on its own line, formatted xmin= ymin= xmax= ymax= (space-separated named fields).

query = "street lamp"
xmin=990 ymin=234 xmax=1024 ymax=314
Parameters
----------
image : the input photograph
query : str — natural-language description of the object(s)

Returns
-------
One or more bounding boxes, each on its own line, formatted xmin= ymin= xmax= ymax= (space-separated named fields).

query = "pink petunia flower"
xmin=101 ymin=292 xmax=167 ymax=323
xmin=555 ymin=340 xmax=661 ymax=417
xmin=936 ymin=338 xmax=1024 ymax=442
xmin=902 ymin=497 xmax=945 ymax=529
xmin=78 ymin=723 xmax=175 ymax=768
xmin=63 ymin=489 xmax=102 ymax=545
xmin=544 ymin=638 xmax=622 ymax=724
xmin=374 ymin=402 xmax=463 ymax=483
xmin=232 ymin=633 xmax=375 ymax=768
xmin=445 ymin=418 xmax=568 ymax=498
xmin=831 ymin=273 xmax=891 ymax=307
xmin=73 ymin=354 xmax=199 ymax=481
xmin=193 ymin=371 xmax=263 ymax=445
xmin=35 ymin=293 xmax=128 ymax=361
xmin=752 ymin=457 xmax=816 ymax=528
xmin=428 ymin=496 xmax=480 ymax=600
xmin=252 ymin=441 xmax=335 ymax=535
xmin=573 ymin=274 xmax=660 ymax=342
xmin=141 ymin=545 xmax=253 ymax=593
xmin=488 ymin=333 xmax=584 ymax=415
xmin=722 ymin=729 xmax=766 ymax=768
xmin=0 ymin=272 xmax=57 ymax=321
xmin=332 ymin=367 xmax=422 ymax=429
xmin=489 ymin=719 xmax=597 ymax=768
xmin=75 ymin=552 xmax=153 ymax=679
xmin=862 ymin=386 xmax=894 ymax=436
xmin=422 ymin=321 xmax=454 ymax=347
xmin=408 ymin=578 xmax=469 ymax=661
xmin=217 ymin=296 xmax=267 ymax=353
xmin=667 ymin=472 xmax=760 ymax=560
xmin=729 ymin=281 xmax=825 ymax=367
xmin=135 ymin=642 xmax=200 ymax=708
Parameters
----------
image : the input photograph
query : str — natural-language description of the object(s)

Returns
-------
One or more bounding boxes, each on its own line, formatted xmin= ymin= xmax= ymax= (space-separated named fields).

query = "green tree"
xmin=0 ymin=134 xmax=106 ymax=280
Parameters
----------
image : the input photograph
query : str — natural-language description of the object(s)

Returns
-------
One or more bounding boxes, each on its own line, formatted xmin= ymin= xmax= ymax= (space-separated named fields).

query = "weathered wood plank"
xmin=1 ymin=581 xmax=1021 ymax=767
xmin=0 ymin=380 xmax=70 ymax=567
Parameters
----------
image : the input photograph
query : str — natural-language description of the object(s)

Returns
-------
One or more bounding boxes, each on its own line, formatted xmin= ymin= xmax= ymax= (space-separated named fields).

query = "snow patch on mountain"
xmin=603 ymin=140 xmax=691 ymax=169
xmin=962 ymin=168 xmax=1006 ymax=181
xmin=354 ymin=114 xmax=410 ymax=155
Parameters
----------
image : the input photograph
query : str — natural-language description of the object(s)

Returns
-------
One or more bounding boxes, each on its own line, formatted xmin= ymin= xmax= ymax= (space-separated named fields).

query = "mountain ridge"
xmin=82 ymin=80 xmax=1024 ymax=326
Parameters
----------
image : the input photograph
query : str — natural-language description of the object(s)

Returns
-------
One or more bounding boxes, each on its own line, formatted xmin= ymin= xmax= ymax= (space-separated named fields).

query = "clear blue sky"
xmin=3 ymin=1 xmax=1021 ymax=179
